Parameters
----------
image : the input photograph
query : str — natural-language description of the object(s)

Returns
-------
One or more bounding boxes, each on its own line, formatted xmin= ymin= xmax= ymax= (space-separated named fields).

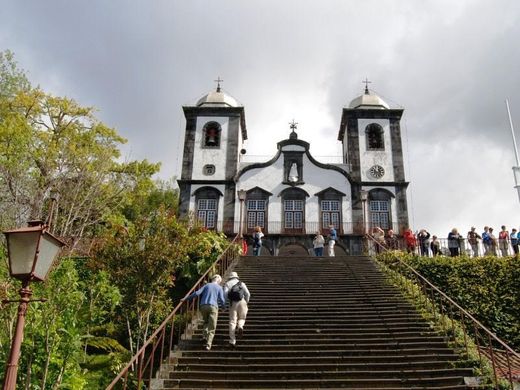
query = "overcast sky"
xmin=2 ymin=0 xmax=520 ymax=237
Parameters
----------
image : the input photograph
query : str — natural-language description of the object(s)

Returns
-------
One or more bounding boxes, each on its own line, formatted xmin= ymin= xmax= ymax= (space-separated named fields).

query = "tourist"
xmin=403 ymin=229 xmax=417 ymax=254
xmin=417 ymin=229 xmax=431 ymax=256
xmin=372 ymin=226 xmax=386 ymax=254
xmin=498 ymin=225 xmax=510 ymax=257
xmin=510 ymin=228 xmax=519 ymax=256
xmin=385 ymin=229 xmax=398 ymax=250
xmin=181 ymin=274 xmax=225 ymax=351
xmin=482 ymin=226 xmax=491 ymax=255
xmin=327 ymin=224 xmax=337 ymax=257
xmin=253 ymin=226 xmax=264 ymax=256
xmin=488 ymin=227 xmax=498 ymax=256
xmin=447 ymin=228 xmax=460 ymax=257
xmin=223 ymin=272 xmax=250 ymax=348
xmin=430 ymin=235 xmax=441 ymax=256
xmin=312 ymin=230 xmax=325 ymax=256
xmin=467 ymin=227 xmax=481 ymax=257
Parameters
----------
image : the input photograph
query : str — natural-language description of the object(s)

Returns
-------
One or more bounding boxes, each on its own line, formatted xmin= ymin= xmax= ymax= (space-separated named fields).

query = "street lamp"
xmin=237 ymin=189 xmax=247 ymax=238
xmin=360 ymin=189 xmax=369 ymax=234
xmin=2 ymin=219 xmax=66 ymax=390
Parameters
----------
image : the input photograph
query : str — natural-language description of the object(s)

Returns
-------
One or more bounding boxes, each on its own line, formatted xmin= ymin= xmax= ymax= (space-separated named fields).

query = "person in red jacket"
xmin=403 ymin=229 xmax=417 ymax=254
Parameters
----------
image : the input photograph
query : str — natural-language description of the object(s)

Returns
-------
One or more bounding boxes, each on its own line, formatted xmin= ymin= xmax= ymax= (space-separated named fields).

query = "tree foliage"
xmin=0 ymin=50 xmax=233 ymax=388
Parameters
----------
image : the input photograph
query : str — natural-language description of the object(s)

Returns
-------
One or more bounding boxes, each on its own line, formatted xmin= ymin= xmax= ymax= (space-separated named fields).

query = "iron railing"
xmin=215 ymin=220 xmax=402 ymax=236
xmin=105 ymin=236 xmax=241 ymax=390
xmin=366 ymin=236 xmax=518 ymax=258
xmin=367 ymin=234 xmax=520 ymax=389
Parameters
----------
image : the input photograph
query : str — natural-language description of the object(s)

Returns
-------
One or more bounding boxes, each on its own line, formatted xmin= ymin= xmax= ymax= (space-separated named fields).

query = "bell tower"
xmin=177 ymin=79 xmax=247 ymax=231
xmin=337 ymin=81 xmax=409 ymax=233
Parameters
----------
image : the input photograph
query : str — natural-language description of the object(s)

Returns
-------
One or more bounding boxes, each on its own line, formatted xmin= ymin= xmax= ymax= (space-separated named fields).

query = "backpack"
xmin=228 ymin=281 xmax=245 ymax=302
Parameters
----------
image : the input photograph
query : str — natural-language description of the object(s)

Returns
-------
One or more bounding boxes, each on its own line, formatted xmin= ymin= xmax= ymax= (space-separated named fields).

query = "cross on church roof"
xmin=289 ymin=119 xmax=298 ymax=139
xmin=363 ymin=77 xmax=372 ymax=94
xmin=214 ymin=77 xmax=224 ymax=92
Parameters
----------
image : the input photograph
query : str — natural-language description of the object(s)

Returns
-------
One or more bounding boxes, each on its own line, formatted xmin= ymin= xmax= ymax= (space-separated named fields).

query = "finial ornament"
xmin=363 ymin=77 xmax=372 ymax=94
xmin=214 ymin=77 xmax=224 ymax=92
xmin=289 ymin=119 xmax=298 ymax=139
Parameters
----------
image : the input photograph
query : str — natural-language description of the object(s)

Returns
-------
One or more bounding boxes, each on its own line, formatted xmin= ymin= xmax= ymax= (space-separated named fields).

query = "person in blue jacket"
xmin=181 ymin=274 xmax=225 ymax=350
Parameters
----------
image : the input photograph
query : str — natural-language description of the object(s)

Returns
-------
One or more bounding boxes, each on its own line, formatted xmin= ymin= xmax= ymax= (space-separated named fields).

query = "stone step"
xmin=174 ymin=353 xmax=460 ymax=365
xmin=165 ymin=376 xmax=468 ymax=389
xmin=176 ymin=347 xmax=460 ymax=358
xmin=174 ymin=360 xmax=461 ymax=372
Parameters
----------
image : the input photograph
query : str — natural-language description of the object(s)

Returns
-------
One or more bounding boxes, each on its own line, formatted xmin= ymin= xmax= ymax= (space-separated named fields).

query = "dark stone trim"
xmin=247 ymin=186 xmax=273 ymax=196
xmin=223 ymin=183 xmax=236 ymax=231
xmin=181 ymin=117 xmax=196 ymax=180
xmin=177 ymin=179 xmax=234 ymax=185
xmin=305 ymin=150 xmax=353 ymax=182
xmin=338 ymin=108 xmax=404 ymax=141
xmin=277 ymin=187 xmax=311 ymax=198
xmin=278 ymin=138 xmax=310 ymax=149
xmin=390 ymin=118 xmax=406 ymax=182
xmin=177 ymin=182 xmax=191 ymax=218
xmin=192 ymin=186 xmax=224 ymax=197
xmin=235 ymin=150 xmax=282 ymax=180
xmin=314 ymin=187 xmax=347 ymax=197
xmin=226 ymin=116 xmax=240 ymax=179
xmin=360 ymin=181 xmax=409 ymax=187
xmin=183 ymin=106 xmax=247 ymax=140
xmin=345 ymin=117 xmax=361 ymax=182
xmin=367 ymin=188 xmax=396 ymax=198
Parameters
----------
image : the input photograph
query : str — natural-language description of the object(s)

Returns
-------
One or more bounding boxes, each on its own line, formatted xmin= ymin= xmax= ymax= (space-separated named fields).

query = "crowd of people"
xmin=372 ymin=225 xmax=519 ymax=257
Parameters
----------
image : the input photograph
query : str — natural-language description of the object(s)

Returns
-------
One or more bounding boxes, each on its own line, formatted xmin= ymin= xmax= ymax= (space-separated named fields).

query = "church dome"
xmin=348 ymin=88 xmax=389 ymax=109
xmin=196 ymin=87 xmax=240 ymax=107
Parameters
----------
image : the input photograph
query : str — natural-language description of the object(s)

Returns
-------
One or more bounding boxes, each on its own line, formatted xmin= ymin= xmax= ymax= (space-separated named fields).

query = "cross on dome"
xmin=214 ymin=77 xmax=224 ymax=92
xmin=363 ymin=77 xmax=372 ymax=94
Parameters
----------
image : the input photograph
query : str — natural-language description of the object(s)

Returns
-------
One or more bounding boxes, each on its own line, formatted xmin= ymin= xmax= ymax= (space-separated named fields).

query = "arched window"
xmin=368 ymin=189 xmax=393 ymax=230
xmin=365 ymin=123 xmax=384 ymax=150
xmin=316 ymin=187 xmax=345 ymax=234
xmin=194 ymin=187 xmax=222 ymax=229
xmin=245 ymin=188 xmax=271 ymax=234
xmin=202 ymin=122 xmax=221 ymax=148
xmin=280 ymin=188 xmax=308 ymax=234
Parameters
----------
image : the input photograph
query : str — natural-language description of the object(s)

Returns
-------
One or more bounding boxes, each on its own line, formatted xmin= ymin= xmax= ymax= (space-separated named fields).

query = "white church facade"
xmin=177 ymin=83 xmax=409 ymax=255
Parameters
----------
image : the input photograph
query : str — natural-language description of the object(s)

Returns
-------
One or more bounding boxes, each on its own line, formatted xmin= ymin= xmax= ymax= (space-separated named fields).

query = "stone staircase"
xmin=153 ymin=256 xmax=475 ymax=389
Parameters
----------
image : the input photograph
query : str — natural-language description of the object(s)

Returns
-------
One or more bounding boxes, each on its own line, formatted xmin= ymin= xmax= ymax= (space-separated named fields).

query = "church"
xmin=177 ymin=82 xmax=409 ymax=255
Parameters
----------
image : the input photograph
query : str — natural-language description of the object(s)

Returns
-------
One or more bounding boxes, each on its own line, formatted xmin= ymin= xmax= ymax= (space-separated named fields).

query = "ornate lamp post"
xmin=2 ymin=217 xmax=66 ymax=390
xmin=237 ymin=189 xmax=247 ymax=239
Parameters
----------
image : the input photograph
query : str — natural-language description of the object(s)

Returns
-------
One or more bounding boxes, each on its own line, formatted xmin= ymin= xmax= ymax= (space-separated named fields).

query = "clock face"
xmin=369 ymin=165 xmax=385 ymax=179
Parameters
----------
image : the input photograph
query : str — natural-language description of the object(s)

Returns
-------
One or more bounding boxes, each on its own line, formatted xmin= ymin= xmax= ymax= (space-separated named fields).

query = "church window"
xmin=321 ymin=200 xmax=340 ymax=230
xmin=247 ymin=200 xmax=266 ymax=230
xmin=202 ymin=122 xmax=221 ymax=148
xmin=197 ymin=199 xmax=217 ymax=229
xmin=365 ymin=123 xmax=384 ymax=150
xmin=203 ymin=164 xmax=215 ymax=176
xmin=284 ymin=200 xmax=304 ymax=230
xmin=369 ymin=200 xmax=390 ymax=229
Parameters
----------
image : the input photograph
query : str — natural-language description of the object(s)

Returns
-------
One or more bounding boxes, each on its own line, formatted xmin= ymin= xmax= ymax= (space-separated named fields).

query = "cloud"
xmin=2 ymin=0 xmax=519 ymax=237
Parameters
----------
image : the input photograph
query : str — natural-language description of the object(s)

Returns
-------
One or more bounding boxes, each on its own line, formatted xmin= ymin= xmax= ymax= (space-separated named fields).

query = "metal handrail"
xmin=367 ymin=234 xmax=520 ymax=389
xmin=106 ymin=236 xmax=241 ymax=390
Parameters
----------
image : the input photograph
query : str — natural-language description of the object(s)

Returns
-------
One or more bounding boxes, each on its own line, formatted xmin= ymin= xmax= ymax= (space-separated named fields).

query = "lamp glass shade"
xmin=33 ymin=232 xmax=63 ymax=281
xmin=237 ymin=189 xmax=247 ymax=201
xmin=6 ymin=230 xmax=41 ymax=279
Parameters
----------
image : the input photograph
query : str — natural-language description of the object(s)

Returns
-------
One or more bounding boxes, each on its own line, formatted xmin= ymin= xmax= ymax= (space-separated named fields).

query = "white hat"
xmin=228 ymin=272 xmax=239 ymax=279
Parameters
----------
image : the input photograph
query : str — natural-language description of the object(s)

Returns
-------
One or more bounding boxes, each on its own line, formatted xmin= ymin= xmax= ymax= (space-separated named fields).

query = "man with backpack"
xmin=224 ymin=271 xmax=251 ymax=347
